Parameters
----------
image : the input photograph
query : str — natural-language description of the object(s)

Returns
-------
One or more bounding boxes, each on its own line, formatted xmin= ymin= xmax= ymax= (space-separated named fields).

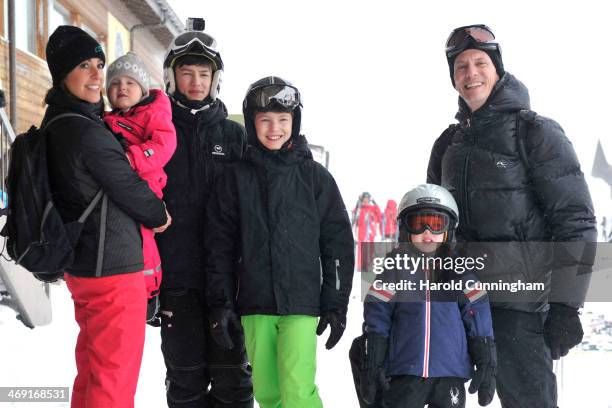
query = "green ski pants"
xmin=241 ymin=315 xmax=324 ymax=408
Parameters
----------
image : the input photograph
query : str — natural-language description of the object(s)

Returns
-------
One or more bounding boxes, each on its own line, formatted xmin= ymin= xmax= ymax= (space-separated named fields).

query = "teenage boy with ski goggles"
xmin=205 ymin=76 xmax=354 ymax=408
xmin=155 ymin=18 xmax=253 ymax=407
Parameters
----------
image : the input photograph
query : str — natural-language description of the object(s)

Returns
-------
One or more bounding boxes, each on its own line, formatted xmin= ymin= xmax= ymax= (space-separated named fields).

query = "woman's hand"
xmin=153 ymin=208 xmax=172 ymax=233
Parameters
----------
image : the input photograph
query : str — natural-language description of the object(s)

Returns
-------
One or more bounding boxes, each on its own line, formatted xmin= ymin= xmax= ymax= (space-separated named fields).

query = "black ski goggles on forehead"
xmin=445 ymin=25 xmax=498 ymax=57
xmin=401 ymin=211 xmax=452 ymax=235
xmin=249 ymin=85 xmax=301 ymax=110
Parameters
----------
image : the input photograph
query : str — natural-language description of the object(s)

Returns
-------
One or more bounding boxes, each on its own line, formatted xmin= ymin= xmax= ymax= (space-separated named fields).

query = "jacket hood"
xmin=456 ymin=73 xmax=530 ymax=122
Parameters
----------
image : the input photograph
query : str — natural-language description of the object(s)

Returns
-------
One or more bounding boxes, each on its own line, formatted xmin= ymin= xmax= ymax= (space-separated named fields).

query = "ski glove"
xmin=316 ymin=310 xmax=347 ymax=349
xmin=209 ymin=307 xmax=241 ymax=350
xmin=467 ymin=336 xmax=497 ymax=407
xmin=544 ymin=303 xmax=583 ymax=360
xmin=360 ymin=331 xmax=390 ymax=404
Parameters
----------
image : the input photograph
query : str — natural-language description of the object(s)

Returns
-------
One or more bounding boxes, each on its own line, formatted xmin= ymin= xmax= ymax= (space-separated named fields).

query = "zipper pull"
xmin=335 ymin=259 xmax=340 ymax=290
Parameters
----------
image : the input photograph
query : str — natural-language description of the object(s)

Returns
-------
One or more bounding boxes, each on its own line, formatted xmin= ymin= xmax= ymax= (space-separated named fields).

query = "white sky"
xmin=169 ymin=0 xmax=612 ymax=222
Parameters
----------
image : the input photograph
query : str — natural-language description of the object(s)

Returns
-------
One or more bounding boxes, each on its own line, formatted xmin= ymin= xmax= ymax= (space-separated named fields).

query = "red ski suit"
xmin=352 ymin=203 xmax=382 ymax=242
xmin=352 ymin=203 xmax=382 ymax=270
xmin=383 ymin=199 xmax=398 ymax=239
xmin=103 ymin=89 xmax=176 ymax=297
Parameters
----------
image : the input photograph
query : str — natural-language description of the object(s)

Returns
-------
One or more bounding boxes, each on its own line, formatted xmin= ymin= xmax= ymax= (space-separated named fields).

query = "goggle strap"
xmin=446 ymin=42 xmax=499 ymax=58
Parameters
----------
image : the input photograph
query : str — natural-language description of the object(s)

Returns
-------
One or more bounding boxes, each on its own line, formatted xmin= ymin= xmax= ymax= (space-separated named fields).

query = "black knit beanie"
xmin=447 ymin=41 xmax=504 ymax=87
xmin=46 ymin=25 xmax=106 ymax=86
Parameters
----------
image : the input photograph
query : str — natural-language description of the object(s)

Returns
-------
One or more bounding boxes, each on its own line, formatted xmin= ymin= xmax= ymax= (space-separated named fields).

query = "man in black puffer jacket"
xmin=154 ymin=24 xmax=252 ymax=407
xmin=427 ymin=25 xmax=596 ymax=408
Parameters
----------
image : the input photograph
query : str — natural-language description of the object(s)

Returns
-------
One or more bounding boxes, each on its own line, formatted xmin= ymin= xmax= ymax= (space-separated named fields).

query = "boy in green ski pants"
xmin=205 ymin=76 xmax=355 ymax=408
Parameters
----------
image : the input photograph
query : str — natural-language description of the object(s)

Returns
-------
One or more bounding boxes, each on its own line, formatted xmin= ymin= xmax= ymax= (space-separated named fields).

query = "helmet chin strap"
xmin=171 ymin=91 xmax=214 ymax=113
xmin=209 ymin=69 xmax=222 ymax=100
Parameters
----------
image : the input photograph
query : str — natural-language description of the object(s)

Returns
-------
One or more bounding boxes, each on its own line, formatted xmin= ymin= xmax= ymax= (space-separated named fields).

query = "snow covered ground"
xmin=1 ymin=277 xmax=612 ymax=407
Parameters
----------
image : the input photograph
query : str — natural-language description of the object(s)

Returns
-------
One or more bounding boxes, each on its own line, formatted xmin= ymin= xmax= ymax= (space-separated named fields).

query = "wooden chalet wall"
xmin=0 ymin=0 xmax=171 ymax=134
xmin=63 ymin=0 xmax=167 ymax=86
xmin=0 ymin=39 xmax=51 ymax=134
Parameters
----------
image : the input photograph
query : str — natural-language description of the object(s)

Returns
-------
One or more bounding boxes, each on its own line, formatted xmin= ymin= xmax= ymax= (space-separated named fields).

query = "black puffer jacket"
xmin=44 ymin=88 xmax=167 ymax=277
xmin=205 ymin=136 xmax=354 ymax=316
xmin=155 ymin=99 xmax=246 ymax=289
xmin=427 ymin=73 xmax=596 ymax=312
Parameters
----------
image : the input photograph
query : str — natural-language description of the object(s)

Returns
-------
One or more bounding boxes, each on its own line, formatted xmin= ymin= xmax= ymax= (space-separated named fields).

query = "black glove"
xmin=316 ymin=310 xmax=347 ymax=349
xmin=467 ymin=336 xmax=497 ymax=407
xmin=544 ymin=303 xmax=584 ymax=360
xmin=360 ymin=331 xmax=390 ymax=404
xmin=209 ymin=307 xmax=241 ymax=350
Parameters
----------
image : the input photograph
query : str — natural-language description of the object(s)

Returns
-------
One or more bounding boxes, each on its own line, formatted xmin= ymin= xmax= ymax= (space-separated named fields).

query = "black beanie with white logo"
xmin=46 ymin=25 xmax=106 ymax=86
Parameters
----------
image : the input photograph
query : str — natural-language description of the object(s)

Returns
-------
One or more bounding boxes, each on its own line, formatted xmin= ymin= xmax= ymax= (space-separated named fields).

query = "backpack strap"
xmin=42 ymin=112 xmax=92 ymax=132
xmin=441 ymin=123 xmax=460 ymax=155
xmin=77 ymin=189 xmax=104 ymax=223
xmin=44 ymin=113 xmax=105 ymax=222
xmin=95 ymin=194 xmax=108 ymax=277
xmin=428 ymin=123 xmax=459 ymax=185
xmin=43 ymin=112 xmax=107 ymax=273
xmin=436 ymin=123 xmax=460 ymax=167
xmin=516 ymin=109 xmax=537 ymax=173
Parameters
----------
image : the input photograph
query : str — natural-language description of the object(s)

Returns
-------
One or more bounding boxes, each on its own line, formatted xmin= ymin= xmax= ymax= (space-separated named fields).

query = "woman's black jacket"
xmin=44 ymin=88 xmax=167 ymax=277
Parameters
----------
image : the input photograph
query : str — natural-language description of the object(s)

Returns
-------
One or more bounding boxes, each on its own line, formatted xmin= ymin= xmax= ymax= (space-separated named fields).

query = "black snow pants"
xmin=492 ymin=308 xmax=557 ymax=408
xmin=349 ymin=335 xmax=466 ymax=408
xmin=159 ymin=288 xmax=253 ymax=408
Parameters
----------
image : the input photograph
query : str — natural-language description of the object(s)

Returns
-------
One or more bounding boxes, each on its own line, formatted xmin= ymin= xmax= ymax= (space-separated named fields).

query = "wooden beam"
xmin=0 ymin=0 xmax=5 ymax=37
xmin=35 ymin=0 xmax=48 ymax=58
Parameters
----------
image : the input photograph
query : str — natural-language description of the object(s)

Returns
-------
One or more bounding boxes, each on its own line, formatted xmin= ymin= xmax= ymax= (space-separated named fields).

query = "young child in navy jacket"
xmin=350 ymin=183 xmax=497 ymax=408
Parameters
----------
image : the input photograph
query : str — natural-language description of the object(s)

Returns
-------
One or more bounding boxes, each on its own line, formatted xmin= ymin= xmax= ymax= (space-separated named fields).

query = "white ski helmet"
xmin=398 ymin=183 xmax=459 ymax=236
xmin=163 ymin=19 xmax=223 ymax=99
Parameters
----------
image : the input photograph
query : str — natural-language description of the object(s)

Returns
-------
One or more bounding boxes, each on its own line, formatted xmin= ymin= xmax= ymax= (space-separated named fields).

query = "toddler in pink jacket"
xmin=103 ymin=52 xmax=177 ymax=320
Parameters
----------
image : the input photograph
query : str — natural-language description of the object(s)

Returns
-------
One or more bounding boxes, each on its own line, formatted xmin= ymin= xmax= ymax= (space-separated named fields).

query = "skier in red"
xmin=382 ymin=199 xmax=398 ymax=241
xmin=352 ymin=192 xmax=382 ymax=270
